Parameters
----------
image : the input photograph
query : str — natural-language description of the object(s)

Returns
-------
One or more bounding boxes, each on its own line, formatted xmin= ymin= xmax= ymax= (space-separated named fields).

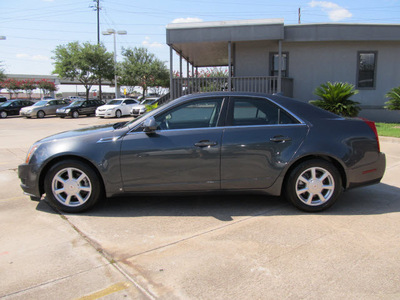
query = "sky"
xmin=1 ymin=0 xmax=400 ymax=90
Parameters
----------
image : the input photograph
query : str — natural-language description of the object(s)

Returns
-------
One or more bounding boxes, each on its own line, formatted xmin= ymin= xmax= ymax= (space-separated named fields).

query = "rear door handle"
xmin=270 ymin=135 xmax=292 ymax=143
xmin=195 ymin=140 xmax=218 ymax=147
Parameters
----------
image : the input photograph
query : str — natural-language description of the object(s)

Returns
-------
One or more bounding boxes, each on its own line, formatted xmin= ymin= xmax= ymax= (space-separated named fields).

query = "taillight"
xmin=360 ymin=118 xmax=380 ymax=152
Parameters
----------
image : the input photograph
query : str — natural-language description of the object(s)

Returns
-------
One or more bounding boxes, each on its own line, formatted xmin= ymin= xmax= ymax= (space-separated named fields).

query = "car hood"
xmin=37 ymin=122 xmax=127 ymax=144
xmin=131 ymin=104 xmax=145 ymax=109
xmin=98 ymin=104 xmax=120 ymax=109
xmin=20 ymin=106 xmax=35 ymax=112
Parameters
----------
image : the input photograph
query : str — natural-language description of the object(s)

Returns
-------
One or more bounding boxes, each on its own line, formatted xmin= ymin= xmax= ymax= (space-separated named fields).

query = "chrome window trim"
xmin=126 ymin=122 xmax=307 ymax=136
xmin=229 ymin=95 xmax=306 ymax=125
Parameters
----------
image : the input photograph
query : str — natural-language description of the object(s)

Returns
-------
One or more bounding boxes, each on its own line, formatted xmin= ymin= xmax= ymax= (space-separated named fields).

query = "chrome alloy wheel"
xmin=295 ymin=167 xmax=335 ymax=206
xmin=51 ymin=167 xmax=92 ymax=207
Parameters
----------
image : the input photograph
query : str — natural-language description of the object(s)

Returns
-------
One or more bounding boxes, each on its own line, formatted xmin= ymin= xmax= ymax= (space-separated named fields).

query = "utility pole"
xmin=298 ymin=7 xmax=301 ymax=24
xmin=90 ymin=0 xmax=102 ymax=100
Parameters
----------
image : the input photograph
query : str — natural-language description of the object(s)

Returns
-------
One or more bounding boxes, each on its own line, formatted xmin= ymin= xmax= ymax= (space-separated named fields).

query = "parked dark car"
xmin=18 ymin=92 xmax=386 ymax=213
xmin=56 ymin=99 xmax=105 ymax=118
xmin=0 ymin=99 xmax=35 ymax=118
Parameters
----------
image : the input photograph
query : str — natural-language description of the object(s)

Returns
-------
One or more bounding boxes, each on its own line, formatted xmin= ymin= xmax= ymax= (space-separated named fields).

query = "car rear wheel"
xmin=284 ymin=159 xmax=342 ymax=212
xmin=44 ymin=160 xmax=103 ymax=213
xmin=0 ymin=111 xmax=7 ymax=118
xmin=37 ymin=110 xmax=45 ymax=118
xmin=72 ymin=111 xmax=79 ymax=118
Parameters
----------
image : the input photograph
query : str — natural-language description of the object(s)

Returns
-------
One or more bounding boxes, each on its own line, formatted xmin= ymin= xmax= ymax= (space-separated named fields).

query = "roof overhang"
xmin=166 ymin=19 xmax=284 ymax=67
xmin=166 ymin=20 xmax=400 ymax=67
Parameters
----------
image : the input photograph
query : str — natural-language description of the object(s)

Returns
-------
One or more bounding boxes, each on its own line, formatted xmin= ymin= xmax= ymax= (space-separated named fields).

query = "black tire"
xmin=0 ymin=111 xmax=7 ymax=118
xmin=37 ymin=110 xmax=45 ymax=118
xmin=284 ymin=159 xmax=342 ymax=212
xmin=72 ymin=110 xmax=79 ymax=118
xmin=115 ymin=110 xmax=122 ymax=118
xmin=44 ymin=159 xmax=103 ymax=213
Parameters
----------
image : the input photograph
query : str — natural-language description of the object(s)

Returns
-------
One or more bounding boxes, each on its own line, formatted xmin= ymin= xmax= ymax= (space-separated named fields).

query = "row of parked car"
xmin=0 ymin=97 xmax=159 ymax=119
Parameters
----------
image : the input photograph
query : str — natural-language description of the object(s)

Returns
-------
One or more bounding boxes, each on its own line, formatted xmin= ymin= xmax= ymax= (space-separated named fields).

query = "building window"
xmin=270 ymin=53 xmax=288 ymax=77
xmin=357 ymin=52 xmax=377 ymax=89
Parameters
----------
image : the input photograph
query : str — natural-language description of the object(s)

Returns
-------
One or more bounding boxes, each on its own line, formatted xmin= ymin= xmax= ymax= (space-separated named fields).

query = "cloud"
xmin=142 ymin=37 xmax=165 ymax=48
xmin=171 ymin=17 xmax=203 ymax=24
xmin=16 ymin=53 xmax=50 ymax=61
xmin=308 ymin=1 xmax=352 ymax=21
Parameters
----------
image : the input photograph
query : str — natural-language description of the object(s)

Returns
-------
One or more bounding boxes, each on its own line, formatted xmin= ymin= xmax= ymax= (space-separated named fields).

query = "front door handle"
xmin=270 ymin=135 xmax=292 ymax=143
xmin=195 ymin=140 xmax=218 ymax=147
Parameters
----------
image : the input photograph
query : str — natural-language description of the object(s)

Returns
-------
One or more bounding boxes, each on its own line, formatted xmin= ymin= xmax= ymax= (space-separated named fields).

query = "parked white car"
xmin=95 ymin=98 xmax=139 ymax=118
xmin=130 ymin=97 xmax=159 ymax=117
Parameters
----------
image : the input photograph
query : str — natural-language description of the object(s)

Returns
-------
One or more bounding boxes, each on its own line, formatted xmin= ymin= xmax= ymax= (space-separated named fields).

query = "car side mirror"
xmin=143 ymin=117 xmax=157 ymax=133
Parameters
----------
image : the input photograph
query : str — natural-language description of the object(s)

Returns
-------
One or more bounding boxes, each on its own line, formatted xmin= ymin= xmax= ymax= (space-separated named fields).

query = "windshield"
xmin=33 ymin=100 xmax=47 ymax=106
xmin=141 ymin=99 xmax=156 ymax=105
xmin=0 ymin=101 xmax=12 ymax=107
xmin=108 ymin=100 xmax=123 ymax=105
xmin=69 ymin=100 xmax=84 ymax=107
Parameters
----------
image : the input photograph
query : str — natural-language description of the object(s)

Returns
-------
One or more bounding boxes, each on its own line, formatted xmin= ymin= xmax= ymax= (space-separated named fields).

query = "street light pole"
xmin=102 ymin=29 xmax=126 ymax=98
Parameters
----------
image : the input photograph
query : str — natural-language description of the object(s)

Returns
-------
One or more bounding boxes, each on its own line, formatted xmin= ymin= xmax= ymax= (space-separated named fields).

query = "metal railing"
xmin=171 ymin=76 xmax=293 ymax=99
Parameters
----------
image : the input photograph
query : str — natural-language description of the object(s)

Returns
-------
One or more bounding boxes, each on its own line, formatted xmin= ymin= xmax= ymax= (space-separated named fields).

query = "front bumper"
xmin=18 ymin=163 xmax=41 ymax=198
xmin=96 ymin=110 xmax=114 ymax=118
xmin=20 ymin=111 xmax=35 ymax=117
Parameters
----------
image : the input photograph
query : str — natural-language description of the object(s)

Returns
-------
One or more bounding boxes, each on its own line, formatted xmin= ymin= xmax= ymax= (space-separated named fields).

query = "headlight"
xmin=65 ymin=109 xmax=70 ymax=113
xmin=25 ymin=144 xmax=39 ymax=163
xmin=107 ymin=108 xmax=114 ymax=112
xmin=26 ymin=110 xmax=32 ymax=114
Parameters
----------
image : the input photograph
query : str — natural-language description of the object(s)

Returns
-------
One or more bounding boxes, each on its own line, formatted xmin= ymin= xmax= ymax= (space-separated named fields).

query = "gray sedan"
xmin=18 ymin=92 xmax=385 ymax=213
xmin=20 ymin=99 xmax=69 ymax=118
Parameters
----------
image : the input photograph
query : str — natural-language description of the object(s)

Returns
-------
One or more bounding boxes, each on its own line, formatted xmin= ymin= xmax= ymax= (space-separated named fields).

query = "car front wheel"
xmin=44 ymin=160 xmax=103 ymax=213
xmin=284 ymin=159 xmax=342 ymax=212
xmin=0 ymin=111 xmax=7 ymax=118
xmin=72 ymin=111 xmax=79 ymax=118
xmin=115 ymin=110 xmax=122 ymax=118
xmin=37 ymin=110 xmax=45 ymax=118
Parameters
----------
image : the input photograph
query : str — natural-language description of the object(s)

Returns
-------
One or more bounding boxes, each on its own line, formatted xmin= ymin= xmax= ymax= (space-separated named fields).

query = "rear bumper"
xmin=346 ymin=152 xmax=386 ymax=189
xmin=18 ymin=163 xmax=41 ymax=198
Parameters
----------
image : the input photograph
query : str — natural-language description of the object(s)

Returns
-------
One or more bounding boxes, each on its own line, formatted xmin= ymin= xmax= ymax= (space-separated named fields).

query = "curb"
xmin=379 ymin=136 xmax=400 ymax=143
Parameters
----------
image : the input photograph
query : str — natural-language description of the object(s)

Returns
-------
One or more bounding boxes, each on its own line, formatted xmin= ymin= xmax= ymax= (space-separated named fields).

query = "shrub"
xmin=310 ymin=82 xmax=360 ymax=117
xmin=385 ymin=86 xmax=400 ymax=110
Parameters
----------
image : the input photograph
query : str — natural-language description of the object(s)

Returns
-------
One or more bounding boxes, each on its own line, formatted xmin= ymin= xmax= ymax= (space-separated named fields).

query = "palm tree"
xmin=385 ymin=86 xmax=400 ymax=110
xmin=310 ymin=82 xmax=360 ymax=117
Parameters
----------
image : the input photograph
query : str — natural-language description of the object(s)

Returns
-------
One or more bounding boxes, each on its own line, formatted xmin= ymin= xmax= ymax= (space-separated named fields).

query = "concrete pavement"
xmin=1 ymin=116 xmax=399 ymax=299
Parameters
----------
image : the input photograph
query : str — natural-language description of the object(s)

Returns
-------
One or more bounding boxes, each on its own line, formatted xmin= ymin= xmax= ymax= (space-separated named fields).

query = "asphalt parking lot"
xmin=1 ymin=115 xmax=400 ymax=299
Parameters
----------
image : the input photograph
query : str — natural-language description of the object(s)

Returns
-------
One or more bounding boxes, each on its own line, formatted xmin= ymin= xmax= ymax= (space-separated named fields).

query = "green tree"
xmin=385 ymin=86 xmax=400 ymax=111
xmin=52 ymin=42 xmax=114 ymax=100
xmin=0 ymin=62 xmax=6 ymax=83
xmin=119 ymin=47 xmax=169 ymax=96
xmin=310 ymin=82 xmax=361 ymax=117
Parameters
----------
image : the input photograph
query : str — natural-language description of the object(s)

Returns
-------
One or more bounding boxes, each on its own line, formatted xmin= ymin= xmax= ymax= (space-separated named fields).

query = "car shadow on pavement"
xmin=35 ymin=183 xmax=400 ymax=220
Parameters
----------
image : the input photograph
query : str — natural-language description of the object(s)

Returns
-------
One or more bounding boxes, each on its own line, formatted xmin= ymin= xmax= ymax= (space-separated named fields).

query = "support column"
xmin=169 ymin=46 xmax=174 ymax=100
xmin=277 ymin=40 xmax=282 ymax=94
xmin=179 ymin=51 xmax=183 ymax=97
xmin=228 ymin=41 xmax=232 ymax=92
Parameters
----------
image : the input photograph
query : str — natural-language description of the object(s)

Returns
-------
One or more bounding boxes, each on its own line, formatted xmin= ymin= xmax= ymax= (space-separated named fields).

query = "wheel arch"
xmin=38 ymin=155 xmax=105 ymax=196
xmin=281 ymin=154 xmax=348 ymax=194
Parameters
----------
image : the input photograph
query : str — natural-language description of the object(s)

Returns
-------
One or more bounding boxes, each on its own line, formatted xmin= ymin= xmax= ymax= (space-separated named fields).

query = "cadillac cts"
xmin=18 ymin=92 xmax=386 ymax=213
